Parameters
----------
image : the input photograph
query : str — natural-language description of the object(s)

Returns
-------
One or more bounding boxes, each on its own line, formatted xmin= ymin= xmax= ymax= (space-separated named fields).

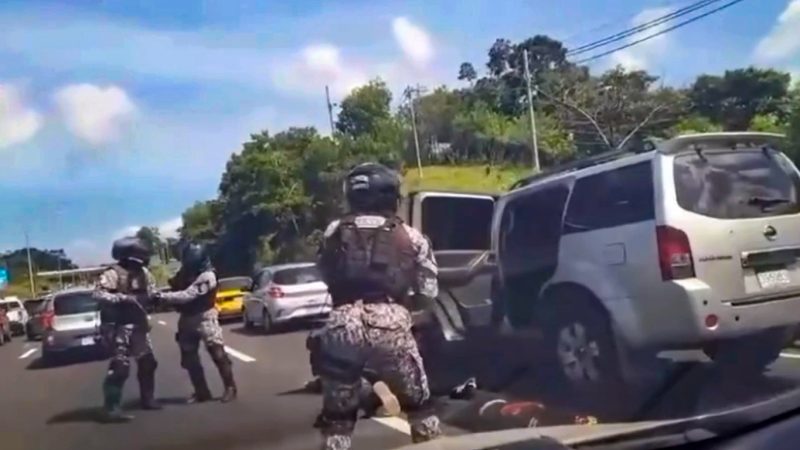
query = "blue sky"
xmin=1 ymin=0 xmax=798 ymax=265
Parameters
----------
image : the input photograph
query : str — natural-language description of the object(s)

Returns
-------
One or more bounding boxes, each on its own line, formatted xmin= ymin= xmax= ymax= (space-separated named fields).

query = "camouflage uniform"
xmin=317 ymin=215 xmax=441 ymax=450
xmin=160 ymin=270 xmax=237 ymax=401
xmin=94 ymin=265 xmax=159 ymax=415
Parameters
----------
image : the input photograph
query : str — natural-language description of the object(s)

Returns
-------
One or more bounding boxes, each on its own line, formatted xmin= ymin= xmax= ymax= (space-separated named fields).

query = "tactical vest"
xmin=324 ymin=215 xmax=416 ymax=306
xmin=173 ymin=270 xmax=217 ymax=316
xmin=100 ymin=265 xmax=150 ymax=325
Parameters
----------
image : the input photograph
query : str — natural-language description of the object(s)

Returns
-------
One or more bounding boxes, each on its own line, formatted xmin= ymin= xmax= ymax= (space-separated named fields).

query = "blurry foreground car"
xmin=0 ymin=308 xmax=12 ymax=345
xmin=0 ymin=297 xmax=29 ymax=336
xmin=41 ymin=288 xmax=104 ymax=362
xmin=215 ymin=276 xmax=251 ymax=320
xmin=24 ymin=296 xmax=49 ymax=340
xmin=243 ymin=263 xmax=331 ymax=333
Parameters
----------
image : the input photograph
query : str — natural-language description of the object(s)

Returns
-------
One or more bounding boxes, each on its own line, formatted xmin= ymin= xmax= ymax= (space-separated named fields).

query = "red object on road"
xmin=477 ymin=398 xmax=598 ymax=429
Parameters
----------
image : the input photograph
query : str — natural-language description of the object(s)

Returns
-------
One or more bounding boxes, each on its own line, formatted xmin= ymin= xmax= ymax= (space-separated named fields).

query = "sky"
xmin=1 ymin=0 xmax=798 ymax=266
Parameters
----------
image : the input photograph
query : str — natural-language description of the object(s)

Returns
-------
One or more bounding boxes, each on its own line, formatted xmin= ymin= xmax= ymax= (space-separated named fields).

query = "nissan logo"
xmin=764 ymin=225 xmax=777 ymax=240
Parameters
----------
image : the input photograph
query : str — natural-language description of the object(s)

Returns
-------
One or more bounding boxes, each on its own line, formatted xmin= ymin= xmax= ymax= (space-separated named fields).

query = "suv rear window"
xmin=273 ymin=266 xmax=322 ymax=285
xmin=674 ymin=148 xmax=800 ymax=219
xmin=0 ymin=302 xmax=21 ymax=312
xmin=24 ymin=299 xmax=45 ymax=314
xmin=54 ymin=293 xmax=98 ymax=315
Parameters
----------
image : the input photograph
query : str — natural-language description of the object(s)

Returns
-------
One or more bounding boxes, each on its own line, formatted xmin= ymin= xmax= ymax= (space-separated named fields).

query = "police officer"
xmin=93 ymin=237 xmax=161 ymax=422
xmin=315 ymin=163 xmax=442 ymax=450
xmin=156 ymin=243 xmax=237 ymax=403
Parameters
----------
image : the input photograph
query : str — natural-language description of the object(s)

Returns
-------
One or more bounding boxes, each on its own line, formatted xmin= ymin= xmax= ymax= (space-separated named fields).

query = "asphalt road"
xmin=4 ymin=314 xmax=800 ymax=450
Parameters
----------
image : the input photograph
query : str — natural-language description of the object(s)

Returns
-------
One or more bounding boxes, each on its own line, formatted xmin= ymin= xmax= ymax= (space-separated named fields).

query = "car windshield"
xmin=53 ymin=294 xmax=98 ymax=316
xmin=273 ymin=267 xmax=322 ymax=285
xmin=674 ymin=148 xmax=800 ymax=219
xmin=0 ymin=302 xmax=21 ymax=311
xmin=5 ymin=1 xmax=800 ymax=449
xmin=217 ymin=277 xmax=251 ymax=291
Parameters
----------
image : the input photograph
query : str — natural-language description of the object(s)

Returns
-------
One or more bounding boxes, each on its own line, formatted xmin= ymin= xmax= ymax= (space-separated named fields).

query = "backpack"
xmin=326 ymin=215 xmax=416 ymax=304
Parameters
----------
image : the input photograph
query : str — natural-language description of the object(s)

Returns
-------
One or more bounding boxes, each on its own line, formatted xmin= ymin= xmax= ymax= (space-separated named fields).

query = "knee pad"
xmin=180 ymin=349 xmax=201 ymax=370
xmin=207 ymin=344 xmax=231 ymax=366
xmin=107 ymin=358 xmax=131 ymax=383
xmin=137 ymin=353 xmax=158 ymax=374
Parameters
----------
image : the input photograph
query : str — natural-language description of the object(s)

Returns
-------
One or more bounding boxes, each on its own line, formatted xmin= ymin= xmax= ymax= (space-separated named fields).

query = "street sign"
xmin=0 ymin=268 xmax=8 ymax=290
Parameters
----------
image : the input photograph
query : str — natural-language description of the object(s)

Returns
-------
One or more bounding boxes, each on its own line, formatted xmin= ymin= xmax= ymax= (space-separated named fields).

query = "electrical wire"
xmin=572 ymin=0 xmax=747 ymax=65
xmin=567 ymin=0 xmax=722 ymax=56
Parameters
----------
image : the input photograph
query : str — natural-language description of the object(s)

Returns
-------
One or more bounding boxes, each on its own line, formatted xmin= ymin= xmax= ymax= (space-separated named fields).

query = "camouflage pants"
xmin=110 ymin=323 xmax=154 ymax=360
xmin=176 ymin=308 xmax=225 ymax=351
xmin=318 ymin=302 xmax=441 ymax=450
xmin=103 ymin=323 xmax=156 ymax=409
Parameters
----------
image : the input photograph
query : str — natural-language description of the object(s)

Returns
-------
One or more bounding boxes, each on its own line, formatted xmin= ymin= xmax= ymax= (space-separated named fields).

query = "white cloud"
xmin=754 ymin=0 xmax=800 ymax=63
xmin=0 ymin=84 xmax=43 ymax=149
xmin=64 ymin=238 xmax=104 ymax=266
xmin=272 ymin=43 xmax=369 ymax=98
xmin=611 ymin=7 xmax=674 ymax=71
xmin=54 ymin=84 xmax=136 ymax=145
xmin=392 ymin=17 xmax=434 ymax=67
xmin=157 ymin=217 xmax=182 ymax=239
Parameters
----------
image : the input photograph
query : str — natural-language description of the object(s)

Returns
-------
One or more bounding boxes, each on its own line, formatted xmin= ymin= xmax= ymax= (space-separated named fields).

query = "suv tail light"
xmin=268 ymin=286 xmax=285 ymax=298
xmin=657 ymin=225 xmax=695 ymax=280
xmin=41 ymin=310 xmax=55 ymax=330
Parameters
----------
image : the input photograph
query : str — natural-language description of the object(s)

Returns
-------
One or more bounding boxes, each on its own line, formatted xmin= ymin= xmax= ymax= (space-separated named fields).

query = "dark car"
xmin=24 ymin=297 xmax=49 ymax=341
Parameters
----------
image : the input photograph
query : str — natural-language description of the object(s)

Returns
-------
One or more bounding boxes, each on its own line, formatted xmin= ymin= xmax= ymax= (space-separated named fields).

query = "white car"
xmin=41 ymin=288 xmax=104 ymax=362
xmin=242 ymin=263 xmax=331 ymax=333
xmin=0 ymin=297 xmax=29 ymax=336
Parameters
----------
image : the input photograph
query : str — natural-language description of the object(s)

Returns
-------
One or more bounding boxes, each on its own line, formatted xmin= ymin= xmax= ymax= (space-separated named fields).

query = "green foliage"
xmin=181 ymin=200 xmax=220 ymax=242
xmin=404 ymin=165 xmax=528 ymax=194
xmin=689 ymin=67 xmax=792 ymax=130
xmin=336 ymin=79 xmax=393 ymax=137
xmin=669 ymin=115 xmax=723 ymax=136
xmin=749 ymin=113 xmax=786 ymax=133
xmin=0 ymin=248 xmax=76 ymax=297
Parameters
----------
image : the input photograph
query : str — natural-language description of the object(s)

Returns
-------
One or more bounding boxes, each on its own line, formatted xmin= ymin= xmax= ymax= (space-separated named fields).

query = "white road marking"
xmin=780 ymin=352 xmax=800 ymax=359
xmin=371 ymin=417 xmax=411 ymax=435
xmin=158 ymin=320 xmax=167 ymax=326
xmin=224 ymin=346 xmax=256 ymax=363
xmin=18 ymin=348 xmax=38 ymax=359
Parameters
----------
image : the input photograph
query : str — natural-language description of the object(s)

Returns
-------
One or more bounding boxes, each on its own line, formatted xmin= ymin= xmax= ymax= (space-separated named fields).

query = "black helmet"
xmin=111 ymin=237 xmax=151 ymax=266
xmin=180 ymin=242 xmax=211 ymax=275
xmin=344 ymin=163 xmax=401 ymax=213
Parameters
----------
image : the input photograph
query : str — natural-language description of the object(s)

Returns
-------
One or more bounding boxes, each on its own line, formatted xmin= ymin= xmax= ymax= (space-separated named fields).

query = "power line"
xmin=567 ymin=0 xmax=721 ymax=56
xmin=573 ymin=0 xmax=747 ymax=65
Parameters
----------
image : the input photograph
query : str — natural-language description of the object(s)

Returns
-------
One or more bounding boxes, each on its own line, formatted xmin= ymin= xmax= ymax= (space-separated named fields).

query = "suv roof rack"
xmin=509 ymin=145 xmax=648 ymax=191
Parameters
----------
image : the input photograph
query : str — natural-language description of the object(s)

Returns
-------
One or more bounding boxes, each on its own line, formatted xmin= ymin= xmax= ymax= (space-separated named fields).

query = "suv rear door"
xmin=52 ymin=292 xmax=100 ymax=344
xmin=408 ymin=191 xmax=496 ymax=329
xmin=664 ymin=141 xmax=800 ymax=303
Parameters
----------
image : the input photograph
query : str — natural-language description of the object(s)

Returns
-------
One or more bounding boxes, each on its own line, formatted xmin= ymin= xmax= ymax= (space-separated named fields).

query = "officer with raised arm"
xmin=94 ymin=237 xmax=161 ymax=422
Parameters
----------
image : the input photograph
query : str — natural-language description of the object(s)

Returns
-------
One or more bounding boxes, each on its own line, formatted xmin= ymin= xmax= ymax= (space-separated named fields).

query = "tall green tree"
xmin=689 ymin=67 xmax=792 ymax=130
xmin=336 ymin=79 xmax=393 ymax=137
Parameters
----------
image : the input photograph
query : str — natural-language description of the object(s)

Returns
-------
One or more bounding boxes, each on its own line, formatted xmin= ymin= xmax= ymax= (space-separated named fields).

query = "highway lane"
xmin=0 ymin=314 xmax=422 ymax=450
xmin=5 ymin=313 xmax=800 ymax=450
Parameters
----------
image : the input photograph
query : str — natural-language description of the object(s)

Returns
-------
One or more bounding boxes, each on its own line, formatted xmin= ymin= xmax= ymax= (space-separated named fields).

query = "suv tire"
xmin=541 ymin=290 xmax=623 ymax=399
xmin=704 ymin=327 xmax=793 ymax=374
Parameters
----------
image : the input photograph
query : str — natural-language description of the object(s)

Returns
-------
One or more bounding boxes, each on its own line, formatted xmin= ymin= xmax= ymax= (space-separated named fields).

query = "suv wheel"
xmin=262 ymin=308 xmax=273 ymax=334
xmin=704 ymin=327 xmax=792 ymax=374
xmin=541 ymin=293 xmax=623 ymax=398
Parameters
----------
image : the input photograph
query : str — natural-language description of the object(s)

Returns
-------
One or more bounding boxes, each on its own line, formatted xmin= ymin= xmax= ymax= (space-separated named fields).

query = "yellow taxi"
xmin=214 ymin=276 xmax=252 ymax=320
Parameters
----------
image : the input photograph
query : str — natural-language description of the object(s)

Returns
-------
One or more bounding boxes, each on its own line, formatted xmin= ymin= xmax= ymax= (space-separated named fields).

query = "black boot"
xmin=137 ymin=354 xmax=162 ymax=410
xmin=211 ymin=345 xmax=237 ymax=403
xmin=186 ymin=366 xmax=213 ymax=403
xmin=221 ymin=386 xmax=238 ymax=403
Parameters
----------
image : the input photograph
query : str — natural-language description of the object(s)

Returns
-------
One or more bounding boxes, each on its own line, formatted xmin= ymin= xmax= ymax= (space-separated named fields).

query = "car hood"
xmin=393 ymin=419 xmax=683 ymax=450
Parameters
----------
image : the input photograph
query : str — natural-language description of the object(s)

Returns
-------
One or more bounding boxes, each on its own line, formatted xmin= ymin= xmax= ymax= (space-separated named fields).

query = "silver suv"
xmin=41 ymin=288 xmax=103 ymax=362
xmin=491 ymin=132 xmax=800 ymax=392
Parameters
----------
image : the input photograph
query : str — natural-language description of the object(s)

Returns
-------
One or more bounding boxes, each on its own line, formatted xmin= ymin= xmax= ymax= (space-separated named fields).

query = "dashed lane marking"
xmin=158 ymin=320 xmax=167 ymax=326
xmin=371 ymin=417 xmax=411 ymax=435
xmin=780 ymin=352 xmax=800 ymax=359
xmin=18 ymin=348 xmax=38 ymax=359
xmin=224 ymin=346 xmax=256 ymax=363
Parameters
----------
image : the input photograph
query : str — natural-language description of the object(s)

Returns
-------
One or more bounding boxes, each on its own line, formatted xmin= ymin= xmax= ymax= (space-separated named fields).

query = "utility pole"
xmin=523 ymin=49 xmax=540 ymax=172
xmin=25 ymin=231 xmax=35 ymax=297
xmin=406 ymin=85 xmax=424 ymax=178
xmin=325 ymin=85 xmax=336 ymax=137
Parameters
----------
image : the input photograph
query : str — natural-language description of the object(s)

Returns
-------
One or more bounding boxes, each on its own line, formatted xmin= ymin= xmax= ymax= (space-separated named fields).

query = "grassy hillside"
xmin=402 ymin=164 xmax=530 ymax=194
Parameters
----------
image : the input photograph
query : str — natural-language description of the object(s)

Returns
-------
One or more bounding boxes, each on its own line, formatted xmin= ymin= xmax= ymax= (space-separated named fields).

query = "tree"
xmin=785 ymin=84 xmax=800 ymax=164
xmin=689 ymin=67 xmax=792 ymax=130
xmin=181 ymin=200 xmax=220 ymax=242
xmin=335 ymin=79 xmax=393 ymax=137
xmin=749 ymin=113 xmax=786 ymax=133
xmin=668 ymin=115 xmax=722 ymax=136
xmin=458 ymin=62 xmax=477 ymax=83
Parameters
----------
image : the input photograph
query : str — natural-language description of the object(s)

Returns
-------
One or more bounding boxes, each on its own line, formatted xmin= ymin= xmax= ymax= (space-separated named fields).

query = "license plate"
xmin=81 ymin=336 xmax=95 ymax=346
xmin=757 ymin=268 xmax=792 ymax=289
